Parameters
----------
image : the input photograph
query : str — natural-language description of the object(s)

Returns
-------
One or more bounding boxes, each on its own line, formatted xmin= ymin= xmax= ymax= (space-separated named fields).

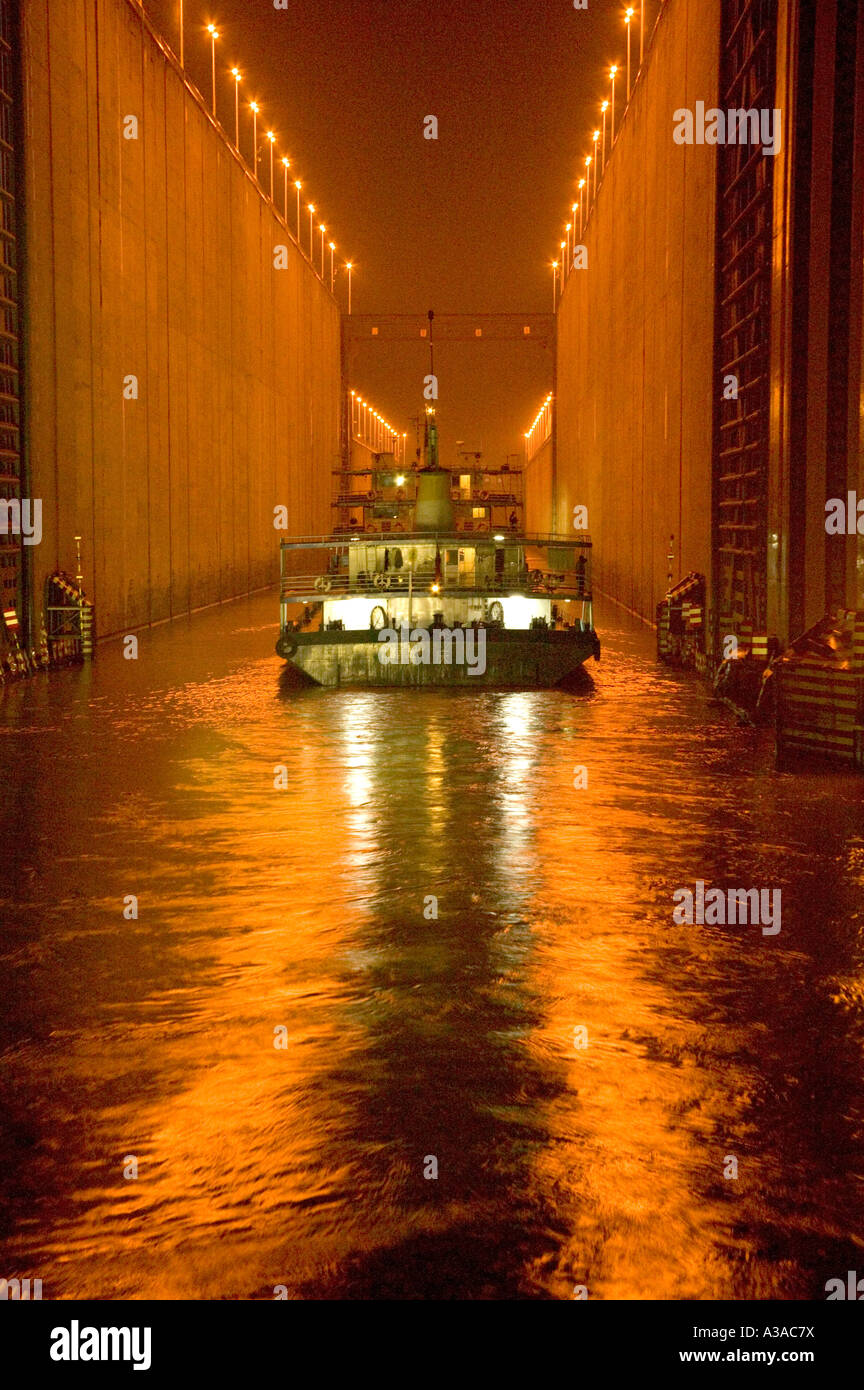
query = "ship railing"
xmin=278 ymin=531 xmax=593 ymax=551
xmin=279 ymin=571 xmax=593 ymax=602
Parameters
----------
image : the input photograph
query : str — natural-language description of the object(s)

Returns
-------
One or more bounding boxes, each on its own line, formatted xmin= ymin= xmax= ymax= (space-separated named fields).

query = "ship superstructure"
xmin=277 ymin=405 xmax=598 ymax=686
xmin=277 ymin=319 xmax=598 ymax=686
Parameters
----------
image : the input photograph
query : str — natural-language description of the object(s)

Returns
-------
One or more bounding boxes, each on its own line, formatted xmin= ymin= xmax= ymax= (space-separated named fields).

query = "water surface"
xmin=1 ymin=593 xmax=863 ymax=1299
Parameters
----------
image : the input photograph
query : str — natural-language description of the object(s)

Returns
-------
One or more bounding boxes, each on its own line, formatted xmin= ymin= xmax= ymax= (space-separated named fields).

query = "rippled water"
xmin=1 ymin=591 xmax=864 ymax=1300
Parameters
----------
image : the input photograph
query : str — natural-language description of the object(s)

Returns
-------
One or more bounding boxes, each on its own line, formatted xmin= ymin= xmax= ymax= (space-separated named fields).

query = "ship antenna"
xmin=426 ymin=309 xmax=439 ymax=469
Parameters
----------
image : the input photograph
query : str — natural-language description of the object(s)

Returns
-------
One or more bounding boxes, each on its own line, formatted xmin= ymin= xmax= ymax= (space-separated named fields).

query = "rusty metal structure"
xmin=711 ymin=0 xmax=778 ymax=649
xmin=0 ymin=0 xmax=24 ymax=658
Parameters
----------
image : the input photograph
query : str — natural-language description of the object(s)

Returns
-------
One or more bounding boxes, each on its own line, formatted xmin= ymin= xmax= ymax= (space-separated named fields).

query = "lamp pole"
xmin=207 ymin=25 xmax=219 ymax=115
xmin=346 ymin=262 xmax=353 ymax=313
xmin=232 ymin=69 xmax=241 ymax=147
xmin=626 ymin=10 xmax=633 ymax=101
xmin=179 ymin=0 xmax=184 ymax=68
xmin=294 ymin=181 xmax=302 ymax=241
xmin=282 ymin=159 xmax=290 ymax=221
xmin=329 ymin=242 xmax=336 ymax=291
xmin=610 ymin=66 xmax=617 ymax=145
xmin=267 ymin=132 xmax=275 ymax=200
xmin=578 ymin=179 xmax=585 ymax=237
xmin=601 ymin=100 xmax=608 ymax=170
xmin=250 ymin=102 xmax=259 ymax=180
xmin=308 ymin=204 xmax=315 ymax=259
xmin=552 ymin=261 xmax=558 ymax=311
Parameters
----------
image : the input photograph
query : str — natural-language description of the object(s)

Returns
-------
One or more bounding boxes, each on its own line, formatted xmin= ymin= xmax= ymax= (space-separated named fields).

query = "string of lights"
xmin=524 ymin=393 xmax=554 ymax=462
xmin=349 ymin=391 xmax=407 ymax=465
xmin=165 ymin=4 xmax=356 ymax=306
xmin=551 ymin=1 xmax=658 ymax=304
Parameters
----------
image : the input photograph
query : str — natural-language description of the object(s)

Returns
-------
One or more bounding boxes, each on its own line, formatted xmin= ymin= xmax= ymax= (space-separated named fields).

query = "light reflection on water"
xmin=1 ymin=592 xmax=864 ymax=1300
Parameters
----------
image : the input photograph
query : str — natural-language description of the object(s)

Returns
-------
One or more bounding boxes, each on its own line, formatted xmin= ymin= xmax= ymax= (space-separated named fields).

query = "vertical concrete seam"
xmin=162 ymin=54 xmax=172 ymax=616
xmin=139 ymin=11 xmax=152 ymax=626
xmin=86 ymin=1 xmax=98 ymax=620
xmin=44 ymin=0 xmax=58 ymax=575
xmin=678 ymin=0 xmax=688 ymax=597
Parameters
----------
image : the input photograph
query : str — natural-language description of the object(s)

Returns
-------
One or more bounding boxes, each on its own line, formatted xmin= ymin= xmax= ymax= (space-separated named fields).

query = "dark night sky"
xmin=144 ymin=0 xmax=655 ymax=463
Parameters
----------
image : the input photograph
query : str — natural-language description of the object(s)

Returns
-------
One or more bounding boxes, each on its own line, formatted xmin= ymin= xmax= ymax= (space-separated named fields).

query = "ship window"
xmin=472 ymin=507 xmax=486 ymax=519
xmin=446 ymin=550 xmax=458 ymax=564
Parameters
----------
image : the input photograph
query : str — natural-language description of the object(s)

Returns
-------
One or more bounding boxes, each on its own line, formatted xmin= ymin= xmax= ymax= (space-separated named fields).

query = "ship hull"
xmin=276 ymin=628 xmax=599 ymax=688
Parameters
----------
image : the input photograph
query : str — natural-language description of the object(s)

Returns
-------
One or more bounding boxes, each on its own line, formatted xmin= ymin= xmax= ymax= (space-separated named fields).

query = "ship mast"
xmin=425 ymin=309 xmax=439 ymax=470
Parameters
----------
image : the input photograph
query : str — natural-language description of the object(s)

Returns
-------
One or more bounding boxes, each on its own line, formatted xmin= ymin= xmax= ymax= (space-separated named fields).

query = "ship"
xmin=276 ymin=349 xmax=599 ymax=687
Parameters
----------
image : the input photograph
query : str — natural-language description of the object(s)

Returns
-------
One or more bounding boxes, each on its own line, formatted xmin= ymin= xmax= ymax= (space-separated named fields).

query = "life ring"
xmin=314 ymin=576 xmax=332 ymax=592
xmin=488 ymin=600 xmax=504 ymax=624
xmin=369 ymin=605 xmax=387 ymax=630
xmin=281 ymin=638 xmax=298 ymax=658
xmin=373 ymin=573 xmax=391 ymax=589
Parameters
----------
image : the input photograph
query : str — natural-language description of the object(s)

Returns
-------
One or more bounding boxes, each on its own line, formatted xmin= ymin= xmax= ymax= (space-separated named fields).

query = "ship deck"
xmin=278 ymin=531 xmax=594 ymax=604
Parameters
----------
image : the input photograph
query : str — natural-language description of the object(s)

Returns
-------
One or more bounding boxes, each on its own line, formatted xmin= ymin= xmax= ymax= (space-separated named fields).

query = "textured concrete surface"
xmin=524 ymin=436 xmax=553 ymax=538
xmin=21 ymin=0 xmax=340 ymax=638
xmin=555 ymin=0 xmax=720 ymax=630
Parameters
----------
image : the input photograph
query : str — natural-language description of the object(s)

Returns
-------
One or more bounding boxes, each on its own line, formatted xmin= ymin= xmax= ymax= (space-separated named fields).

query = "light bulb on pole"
xmin=231 ymin=69 xmax=242 ymax=147
xmin=207 ymin=25 xmax=219 ymax=115
xmin=250 ymin=102 xmax=259 ymax=180
xmin=267 ymin=131 xmax=276 ymax=200
xmin=281 ymin=158 xmax=290 ymax=221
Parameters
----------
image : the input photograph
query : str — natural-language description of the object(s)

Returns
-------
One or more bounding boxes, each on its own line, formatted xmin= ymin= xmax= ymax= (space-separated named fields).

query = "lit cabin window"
xmin=472 ymin=506 xmax=486 ymax=519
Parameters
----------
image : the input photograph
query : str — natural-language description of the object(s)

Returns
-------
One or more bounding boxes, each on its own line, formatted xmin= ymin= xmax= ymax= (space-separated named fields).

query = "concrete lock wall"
xmin=555 ymin=0 xmax=720 ymax=628
xmin=20 ymin=0 xmax=340 ymax=640
xmin=524 ymin=435 xmax=553 ymax=537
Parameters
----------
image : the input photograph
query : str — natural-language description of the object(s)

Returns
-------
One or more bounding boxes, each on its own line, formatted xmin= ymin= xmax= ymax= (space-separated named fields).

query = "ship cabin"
xmin=279 ymin=426 xmax=594 ymax=641
xmin=279 ymin=531 xmax=594 ymax=638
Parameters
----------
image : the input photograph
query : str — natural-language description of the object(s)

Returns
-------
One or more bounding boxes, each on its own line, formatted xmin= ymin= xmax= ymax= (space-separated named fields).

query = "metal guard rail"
xmin=278 ymin=531 xmax=593 ymax=551
xmin=280 ymin=572 xmax=593 ymax=601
